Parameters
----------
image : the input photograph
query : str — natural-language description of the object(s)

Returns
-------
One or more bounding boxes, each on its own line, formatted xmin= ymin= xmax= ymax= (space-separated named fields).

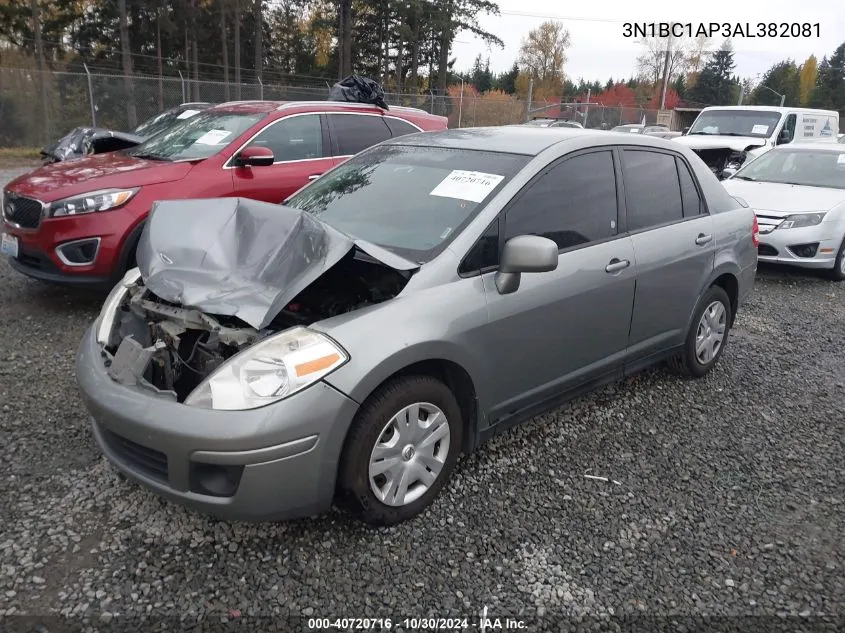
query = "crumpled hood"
xmin=673 ymin=135 xmax=767 ymax=152
xmin=136 ymin=197 xmax=419 ymax=330
xmin=722 ymin=180 xmax=845 ymax=214
xmin=42 ymin=127 xmax=143 ymax=162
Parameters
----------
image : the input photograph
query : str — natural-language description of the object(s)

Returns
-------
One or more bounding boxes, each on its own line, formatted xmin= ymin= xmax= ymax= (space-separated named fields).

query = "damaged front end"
xmin=692 ymin=148 xmax=749 ymax=180
xmin=41 ymin=127 xmax=143 ymax=164
xmin=96 ymin=197 xmax=414 ymax=407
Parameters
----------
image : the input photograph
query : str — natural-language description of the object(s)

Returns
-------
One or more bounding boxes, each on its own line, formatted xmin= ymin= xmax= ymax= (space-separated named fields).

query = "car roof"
xmin=384 ymin=125 xmax=677 ymax=156
xmin=700 ymin=105 xmax=839 ymax=115
xmin=205 ymin=99 xmax=437 ymax=117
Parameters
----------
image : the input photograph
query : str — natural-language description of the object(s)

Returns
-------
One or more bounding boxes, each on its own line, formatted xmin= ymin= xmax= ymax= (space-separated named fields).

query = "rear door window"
xmin=328 ymin=113 xmax=392 ymax=156
xmin=621 ymin=149 xmax=684 ymax=231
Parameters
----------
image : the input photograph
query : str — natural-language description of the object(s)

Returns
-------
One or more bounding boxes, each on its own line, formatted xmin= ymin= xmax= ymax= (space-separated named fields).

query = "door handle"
xmin=308 ymin=174 xmax=322 ymax=181
xmin=605 ymin=258 xmax=630 ymax=273
xmin=695 ymin=233 xmax=713 ymax=245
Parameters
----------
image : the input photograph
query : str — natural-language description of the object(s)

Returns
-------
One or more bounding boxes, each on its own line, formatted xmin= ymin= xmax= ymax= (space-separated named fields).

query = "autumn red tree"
xmin=646 ymin=88 xmax=681 ymax=110
xmin=595 ymin=84 xmax=638 ymax=107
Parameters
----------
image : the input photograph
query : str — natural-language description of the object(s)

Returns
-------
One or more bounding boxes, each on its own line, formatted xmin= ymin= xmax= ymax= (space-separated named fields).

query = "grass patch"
xmin=0 ymin=147 xmax=42 ymax=169
xmin=0 ymin=147 xmax=41 ymax=159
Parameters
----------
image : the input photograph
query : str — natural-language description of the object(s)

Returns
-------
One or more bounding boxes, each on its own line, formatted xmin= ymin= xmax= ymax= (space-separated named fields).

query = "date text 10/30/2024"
xmin=623 ymin=22 xmax=820 ymax=39
xmin=307 ymin=617 xmax=528 ymax=630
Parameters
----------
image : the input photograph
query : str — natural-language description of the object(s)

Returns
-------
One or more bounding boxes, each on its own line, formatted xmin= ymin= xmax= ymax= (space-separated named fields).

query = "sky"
xmin=450 ymin=0 xmax=844 ymax=84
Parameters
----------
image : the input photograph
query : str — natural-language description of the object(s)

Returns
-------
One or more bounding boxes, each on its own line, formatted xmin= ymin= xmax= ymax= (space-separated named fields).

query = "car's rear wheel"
xmin=337 ymin=375 xmax=463 ymax=526
xmin=828 ymin=236 xmax=845 ymax=281
xmin=667 ymin=285 xmax=732 ymax=378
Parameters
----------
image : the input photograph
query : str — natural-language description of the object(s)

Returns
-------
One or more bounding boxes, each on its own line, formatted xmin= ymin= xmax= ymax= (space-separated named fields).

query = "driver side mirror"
xmin=777 ymin=129 xmax=791 ymax=145
xmin=495 ymin=235 xmax=559 ymax=295
xmin=682 ymin=126 xmax=690 ymax=135
xmin=235 ymin=146 xmax=274 ymax=167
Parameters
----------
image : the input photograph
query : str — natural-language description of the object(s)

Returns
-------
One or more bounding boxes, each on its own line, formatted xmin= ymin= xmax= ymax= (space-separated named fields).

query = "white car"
xmin=722 ymin=143 xmax=845 ymax=280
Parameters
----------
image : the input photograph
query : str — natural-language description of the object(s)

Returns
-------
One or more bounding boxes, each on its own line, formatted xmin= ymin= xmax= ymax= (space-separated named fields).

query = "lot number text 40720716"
xmin=623 ymin=22 xmax=820 ymax=39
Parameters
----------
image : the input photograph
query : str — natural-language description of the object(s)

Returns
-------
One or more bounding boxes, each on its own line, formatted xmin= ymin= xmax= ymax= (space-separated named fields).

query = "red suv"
xmin=2 ymin=100 xmax=447 ymax=288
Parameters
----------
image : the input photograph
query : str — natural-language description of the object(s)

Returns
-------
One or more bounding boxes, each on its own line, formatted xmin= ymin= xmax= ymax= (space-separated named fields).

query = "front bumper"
xmin=757 ymin=225 xmax=840 ymax=270
xmin=75 ymin=325 xmax=360 ymax=522
xmin=2 ymin=201 xmax=138 ymax=287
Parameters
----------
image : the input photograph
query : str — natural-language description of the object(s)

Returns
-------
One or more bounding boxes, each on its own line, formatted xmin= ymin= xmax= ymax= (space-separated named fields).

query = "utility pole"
xmin=737 ymin=81 xmax=744 ymax=105
xmin=659 ymin=42 xmax=671 ymax=111
xmin=526 ymin=76 xmax=534 ymax=122
xmin=584 ymin=88 xmax=591 ymax=127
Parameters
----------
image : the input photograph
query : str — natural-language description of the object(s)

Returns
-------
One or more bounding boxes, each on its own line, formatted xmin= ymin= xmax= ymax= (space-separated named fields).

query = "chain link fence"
xmin=0 ymin=67 xmax=661 ymax=148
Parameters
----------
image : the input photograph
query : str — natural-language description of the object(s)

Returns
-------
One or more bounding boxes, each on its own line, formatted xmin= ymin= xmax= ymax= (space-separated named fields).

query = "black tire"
xmin=827 ymin=236 xmax=845 ymax=281
xmin=336 ymin=375 xmax=463 ymax=526
xmin=667 ymin=285 xmax=732 ymax=378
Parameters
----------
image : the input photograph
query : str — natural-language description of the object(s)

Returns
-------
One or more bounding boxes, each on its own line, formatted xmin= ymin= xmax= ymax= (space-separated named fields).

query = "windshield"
xmin=612 ymin=125 xmax=642 ymax=133
xmin=688 ymin=109 xmax=782 ymax=138
xmin=126 ymin=111 xmax=265 ymax=161
xmin=284 ymin=144 xmax=530 ymax=262
xmin=733 ymin=148 xmax=845 ymax=189
xmin=132 ymin=106 xmax=206 ymax=139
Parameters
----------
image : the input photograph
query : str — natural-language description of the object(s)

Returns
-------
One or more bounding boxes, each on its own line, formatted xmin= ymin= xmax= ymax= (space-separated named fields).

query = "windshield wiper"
xmin=686 ymin=131 xmax=712 ymax=135
xmin=732 ymin=175 xmax=756 ymax=181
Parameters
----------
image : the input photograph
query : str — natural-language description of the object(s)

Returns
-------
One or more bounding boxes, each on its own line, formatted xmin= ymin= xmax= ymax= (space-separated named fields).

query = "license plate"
xmin=0 ymin=233 xmax=18 ymax=257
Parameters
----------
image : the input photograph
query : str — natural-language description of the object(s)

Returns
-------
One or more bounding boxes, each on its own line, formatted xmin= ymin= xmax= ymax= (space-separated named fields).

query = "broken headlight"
xmin=184 ymin=327 xmax=348 ymax=410
xmin=725 ymin=151 xmax=746 ymax=171
xmin=49 ymin=187 xmax=139 ymax=217
xmin=96 ymin=267 xmax=142 ymax=346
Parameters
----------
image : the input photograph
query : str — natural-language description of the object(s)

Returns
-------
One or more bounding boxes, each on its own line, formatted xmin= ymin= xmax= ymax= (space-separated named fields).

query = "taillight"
xmin=752 ymin=214 xmax=760 ymax=248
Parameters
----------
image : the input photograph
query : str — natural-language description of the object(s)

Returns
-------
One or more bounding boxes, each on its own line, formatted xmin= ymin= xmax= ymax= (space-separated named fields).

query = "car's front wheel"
xmin=667 ymin=285 xmax=732 ymax=378
xmin=337 ymin=375 xmax=463 ymax=526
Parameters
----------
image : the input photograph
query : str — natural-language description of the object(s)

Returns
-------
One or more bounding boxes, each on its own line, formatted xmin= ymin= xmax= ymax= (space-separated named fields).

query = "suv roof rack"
xmin=276 ymin=100 xmax=429 ymax=115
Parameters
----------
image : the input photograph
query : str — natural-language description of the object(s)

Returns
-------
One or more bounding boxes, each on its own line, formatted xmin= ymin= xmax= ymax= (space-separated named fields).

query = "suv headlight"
xmin=49 ymin=188 xmax=139 ymax=217
xmin=96 ymin=267 xmax=142 ymax=346
xmin=779 ymin=212 xmax=826 ymax=229
xmin=184 ymin=327 xmax=348 ymax=410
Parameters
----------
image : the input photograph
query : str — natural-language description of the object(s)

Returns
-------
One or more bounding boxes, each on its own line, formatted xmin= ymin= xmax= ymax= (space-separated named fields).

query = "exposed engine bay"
xmin=105 ymin=252 xmax=409 ymax=401
xmin=692 ymin=147 xmax=749 ymax=179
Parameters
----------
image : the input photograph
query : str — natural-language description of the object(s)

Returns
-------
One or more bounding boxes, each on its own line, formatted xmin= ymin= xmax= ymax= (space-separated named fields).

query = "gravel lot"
xmin=1 ymin=167 xmax=844 ymax=631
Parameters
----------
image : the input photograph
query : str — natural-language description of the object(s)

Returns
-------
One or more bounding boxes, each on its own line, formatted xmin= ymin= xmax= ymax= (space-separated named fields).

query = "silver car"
xmin=723 ymin=143 xmax=845 ymax=280
xmin=76 ymin=127 xmax=757 ymax=526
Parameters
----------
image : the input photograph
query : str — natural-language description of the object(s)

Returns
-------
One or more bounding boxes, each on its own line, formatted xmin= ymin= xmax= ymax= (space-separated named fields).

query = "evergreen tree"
xmin=809 ymin=43 xmax=845 ymax=108
xmin=690 ymin=41 xmax=739 ymax=105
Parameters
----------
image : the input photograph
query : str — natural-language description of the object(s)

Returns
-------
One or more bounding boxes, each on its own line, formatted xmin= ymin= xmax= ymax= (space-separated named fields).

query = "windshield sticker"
xmin=430 ymin=170 xmax=505 ymax=203
xmin=751 ymin=124 xmax=770 ymax=135
xmin=193 ymin=129 xmax=232 ymax=146
xmin=177 ymin=109 xmax=202 ymax=120
xmin=837 ymin=154 xmax=845 ymax=165
xmin=630 ymin=128 xmax=640 ymax=133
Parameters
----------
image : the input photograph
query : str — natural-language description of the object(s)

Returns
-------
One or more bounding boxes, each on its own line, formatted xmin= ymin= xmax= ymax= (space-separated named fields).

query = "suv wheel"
xmin=337 ymin=375 xmax=463 ymax=526
xmin=828 ymin=236 xmax=845 ymax=281
xmin=667 ymin=285 xmax=732 ymax=378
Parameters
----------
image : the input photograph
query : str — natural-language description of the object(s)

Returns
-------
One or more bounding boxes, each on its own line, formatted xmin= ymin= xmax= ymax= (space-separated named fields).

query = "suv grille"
xmin=3 ymin=192 xmax=43 ymax=229
xmin=102 ymin=428 xmax=169 ymax=482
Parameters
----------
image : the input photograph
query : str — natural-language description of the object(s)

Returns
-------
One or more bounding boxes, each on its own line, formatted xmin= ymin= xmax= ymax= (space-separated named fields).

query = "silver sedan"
xmin=723 ymin=142 xmax=845 ymax=280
